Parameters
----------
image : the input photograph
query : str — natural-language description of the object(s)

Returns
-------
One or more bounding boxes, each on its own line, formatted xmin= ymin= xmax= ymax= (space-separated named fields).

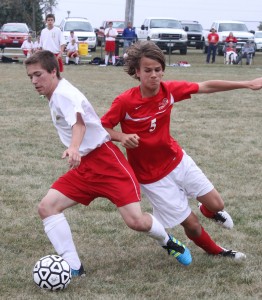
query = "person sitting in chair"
xmin=225 ymin=42 xmax=237 ymax=64
xmin=236 ymin=41 xmax=255 ymax=65
xmin=65 ymin=39 xmax=79 ymax=65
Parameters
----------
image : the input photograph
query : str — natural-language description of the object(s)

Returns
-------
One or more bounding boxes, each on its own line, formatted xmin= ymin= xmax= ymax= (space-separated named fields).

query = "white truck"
xmin=203 ymin=20 xmax=254 ymax=55
xmin=136 ymin=17 xmax=188 ymax=54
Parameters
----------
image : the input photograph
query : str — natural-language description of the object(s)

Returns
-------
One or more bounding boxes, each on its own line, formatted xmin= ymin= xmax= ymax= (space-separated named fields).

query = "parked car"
xmin=59 ymin=17 xmax=97 ymax=52
xmin=0 ymin=23 xmax=30 ymax=49
xmin=180 ymin=20 xmax=203 ymax=49
xmin=254 ymin=31 xmax=262 ymax=51
xmin=95 ymin=20 xmax=125 ymax=46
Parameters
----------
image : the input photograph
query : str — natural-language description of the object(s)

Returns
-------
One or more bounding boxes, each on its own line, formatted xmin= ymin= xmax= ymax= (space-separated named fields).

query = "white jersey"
xmin=105 ymin=27 xmax=118 ymax=41
xmin=49 ymin=78 xmax=110 ymax=156
xmin=21 ymin=40 xmax=33 ymax=50
xmin=33 ymin=41 xmax=40 ymax=50
xmin=68 ymin=34 xmax=79 ymax=44
xmin=66 ymin=43 xmax=78 ymax=52
xmin=40 ymin=26 xmax=65 ymax=54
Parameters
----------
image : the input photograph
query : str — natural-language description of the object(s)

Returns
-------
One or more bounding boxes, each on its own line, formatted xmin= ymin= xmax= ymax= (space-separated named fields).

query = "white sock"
xmin=65 ymin=57 xmax=69 ymax=64
xmin=43 ymin=213 xmax=81 ymax=270
xmin=112 ymin=56 xmax=116 ymax=65
xmin=105 ymin=55 xmax=109 ymax=65
xmin=146 ymin=214 xmax=170 ymax=246
xmin=75 ymin=57 xmax=79 ymax=64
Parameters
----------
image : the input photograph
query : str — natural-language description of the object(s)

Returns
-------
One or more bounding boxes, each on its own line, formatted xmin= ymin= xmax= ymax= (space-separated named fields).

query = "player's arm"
xmin=62 ymin=112 xmax=86 ymax=168
xmin=105 ymin=127 xmax=139 ymax=149
xmin=198 ymin=78 xmax=262 ymax=93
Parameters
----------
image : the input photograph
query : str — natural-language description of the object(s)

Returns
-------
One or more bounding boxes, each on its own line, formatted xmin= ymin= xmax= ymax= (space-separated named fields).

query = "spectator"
xmin=65 ymin=39 xmax=79 ymax=65
xmin=104 ymin=21 xmax=118 ymax=65
xmin=39 ymin=13 xmax=66 ymax=72
xmin=225 ymin=42 xmax=237 ymax=64
xmin=21 ymin=35 xmax=34 ymax=58
xmin=225 ymin=32 xmax=237 ymax=44
xmin=235 ymin=40 xmax=255 ymax=65
xmin=68 ymin=30 xmax=78 ymax=44
xmin=33 ymin=35 xmax=41 ymax=53
xmin=206 ymin=27 xmax=219 ymax=63
xmin=122 ymin=22 xmax=137 ymax=54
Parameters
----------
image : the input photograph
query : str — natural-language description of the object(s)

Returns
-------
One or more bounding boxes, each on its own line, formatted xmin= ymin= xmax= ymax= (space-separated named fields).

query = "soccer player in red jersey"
xmin=102 ymin=41 xmax=262 ymax=261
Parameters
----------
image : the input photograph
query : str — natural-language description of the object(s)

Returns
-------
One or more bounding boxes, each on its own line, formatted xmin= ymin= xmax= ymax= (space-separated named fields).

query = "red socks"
xmin=187 ymin=226 xmax=222 ymax=255
xmin=199 ymin=204 xmax=216 ymax=218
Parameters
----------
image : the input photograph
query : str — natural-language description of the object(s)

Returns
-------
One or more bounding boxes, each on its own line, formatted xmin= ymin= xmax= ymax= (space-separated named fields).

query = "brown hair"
xmin=25 ymin=50 xmax=61 ymax=79
xmin=45 ymin=13 xmax=55 ymax=21
xmin=124 ymin=41 xmax=166 ymax=80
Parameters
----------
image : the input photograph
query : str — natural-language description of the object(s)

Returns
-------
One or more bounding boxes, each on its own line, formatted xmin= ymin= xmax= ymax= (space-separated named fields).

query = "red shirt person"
xmin=206 ymin=28 xmax=219 ymax=63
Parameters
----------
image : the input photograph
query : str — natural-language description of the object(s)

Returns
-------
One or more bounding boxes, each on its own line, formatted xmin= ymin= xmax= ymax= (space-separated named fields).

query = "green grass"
xmin=1 ymin=48 xmax=262 ymax=300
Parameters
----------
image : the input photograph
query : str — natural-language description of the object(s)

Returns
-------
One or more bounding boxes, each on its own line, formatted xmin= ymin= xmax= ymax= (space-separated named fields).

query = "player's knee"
xmin=125 ymin=216 xmax=150 ymax=232
xmin=38 ymin=196 xmax=58 ymax=219
xmin=181 ymin=213 xmax=202 ymax=237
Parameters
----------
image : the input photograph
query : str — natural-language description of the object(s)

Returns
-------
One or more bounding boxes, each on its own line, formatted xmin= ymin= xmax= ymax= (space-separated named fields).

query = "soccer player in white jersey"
xmin=25 ymin=50 xmax=193 ymax=277
xmin=40 ymin=14 xmax=65 ymax=72
xmin=102 ymin=41 xmax=262 ymax=261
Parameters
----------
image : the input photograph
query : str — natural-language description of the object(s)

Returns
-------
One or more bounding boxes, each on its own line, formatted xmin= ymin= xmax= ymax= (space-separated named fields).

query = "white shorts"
xmin=141 ymin=152 xmax=214 ymax=228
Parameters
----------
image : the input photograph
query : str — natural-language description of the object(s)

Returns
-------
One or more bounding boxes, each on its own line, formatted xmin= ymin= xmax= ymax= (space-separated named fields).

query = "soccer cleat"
xmin=198 ymin=203 xmax=234 ymax=229
xmin=163 ymin=235 xmax=192 ymax=266
xmin=71 ymin=263 xmax=86 ymax=277
xmin=213 ymin=210 xmax=234 ymax=229
xmin=219 ymin=248 xmax=246 ymax=261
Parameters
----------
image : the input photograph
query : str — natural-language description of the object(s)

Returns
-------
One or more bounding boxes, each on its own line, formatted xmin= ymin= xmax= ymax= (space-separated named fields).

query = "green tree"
xmin=258 ymin=22 xmax=262 ymax=30
xmin=0 ymin=0 xmax=58 ymax=34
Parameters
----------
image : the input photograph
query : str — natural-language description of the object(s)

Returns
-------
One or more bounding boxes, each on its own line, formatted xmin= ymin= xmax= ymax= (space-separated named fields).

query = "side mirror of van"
xmin=184 ymin=26 xmax=189 ymax=32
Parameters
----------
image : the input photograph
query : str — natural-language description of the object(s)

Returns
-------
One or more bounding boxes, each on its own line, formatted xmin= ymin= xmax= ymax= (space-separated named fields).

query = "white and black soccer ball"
xmin=33 ymin=254 xmax=71 ymax=291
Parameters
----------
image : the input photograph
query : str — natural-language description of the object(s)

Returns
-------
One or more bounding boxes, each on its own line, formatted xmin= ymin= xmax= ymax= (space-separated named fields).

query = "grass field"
xmin=1 ymin=48 xmax=262 ymax=300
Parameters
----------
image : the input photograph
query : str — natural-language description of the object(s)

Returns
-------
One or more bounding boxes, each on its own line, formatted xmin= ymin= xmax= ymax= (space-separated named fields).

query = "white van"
xmin=59 ymin=17 xmax=97 ymax=51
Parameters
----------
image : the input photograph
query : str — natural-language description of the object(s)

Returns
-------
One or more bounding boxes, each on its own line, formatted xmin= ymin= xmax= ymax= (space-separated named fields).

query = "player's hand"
xmin=62 ymin=147 xmax=81 ymax=169
xmin=248 ymin=77 xmax=262 ymax=90
xmin=120 ymin=133 xmax=140 ymax=149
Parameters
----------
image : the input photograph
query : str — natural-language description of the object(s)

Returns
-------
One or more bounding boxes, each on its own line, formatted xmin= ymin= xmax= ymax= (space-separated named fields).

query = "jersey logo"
xmin=158 ymin=98 xmax=169 ymax=110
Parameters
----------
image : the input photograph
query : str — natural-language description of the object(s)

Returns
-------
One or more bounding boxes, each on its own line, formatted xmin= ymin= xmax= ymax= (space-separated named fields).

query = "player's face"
xmin=46 ymin=17 xmax=55 ymax=29
xmin=26 ymin=63 xmax=58 ymax=100
xmin=136 ymin=57 xmax=163 ymax=97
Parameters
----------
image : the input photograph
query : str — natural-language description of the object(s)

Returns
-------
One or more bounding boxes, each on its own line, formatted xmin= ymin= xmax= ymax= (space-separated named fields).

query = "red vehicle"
xmin=95 ymin=20 xmax=125 ymax=46
xmin=0 ymin=23 xmax=30 ymax=49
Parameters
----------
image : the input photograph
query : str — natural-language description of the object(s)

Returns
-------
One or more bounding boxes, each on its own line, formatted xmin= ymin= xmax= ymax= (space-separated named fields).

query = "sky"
xmin=53 ymin=0 xmax=261 ymax=31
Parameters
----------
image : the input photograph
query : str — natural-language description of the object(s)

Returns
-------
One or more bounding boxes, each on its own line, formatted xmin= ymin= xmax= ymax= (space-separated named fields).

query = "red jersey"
xmin=207 ymin=32 xmax=219 ymax=44
xmin=225 ymin=36 xmax=237 ymax=43
xmin=101 ymin=81 xmax=199 ymax=184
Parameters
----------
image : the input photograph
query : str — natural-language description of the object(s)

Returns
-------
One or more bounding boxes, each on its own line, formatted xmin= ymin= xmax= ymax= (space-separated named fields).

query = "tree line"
xmin=0 ymin=0 xmax=58 ymax=34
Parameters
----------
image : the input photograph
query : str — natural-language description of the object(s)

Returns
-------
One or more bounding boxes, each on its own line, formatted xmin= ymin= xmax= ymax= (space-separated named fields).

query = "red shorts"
xmin=68 ymin=51 xmax=78 ymax=58
xmin=54 ymin=53 xmax=64 ymax=72
xmin=105 ymin=41 xmax=116 ymax=52
xmin=23 ymin=50 xmax=29 ymax=56
xmin=51 ymin=141 xmax=140 ymax=207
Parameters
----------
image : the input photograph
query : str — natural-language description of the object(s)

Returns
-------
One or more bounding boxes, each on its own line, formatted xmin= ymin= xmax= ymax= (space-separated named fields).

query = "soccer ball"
xmin=33 ymin=254 xmax=71 ymax=290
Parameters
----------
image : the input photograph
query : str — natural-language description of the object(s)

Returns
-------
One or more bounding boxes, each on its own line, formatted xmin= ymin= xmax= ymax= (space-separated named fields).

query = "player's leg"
xmin=38 ymin=188 xmax=85 ymax=276
xmin=118 ymin=202 xmax=192 ymax=266
xmin=180 ymin=152 xmax=233 ymax=229
xmin=197 ymin=188 xmax=233 ymax=229
xmin=181 ymin=211 xmax=246 ymax=261
xmin=100 ymin=142 xmax=192 ymax=265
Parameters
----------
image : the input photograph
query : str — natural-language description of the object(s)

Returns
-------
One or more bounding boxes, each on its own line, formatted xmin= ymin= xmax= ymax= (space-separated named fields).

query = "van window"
xmin=64 ymin=21 xmax=93 ymax=32
xmin=150 ymin=19 xmax=182 ymax=29
xmin=218 ymin=23 xmax=248 ymax=32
